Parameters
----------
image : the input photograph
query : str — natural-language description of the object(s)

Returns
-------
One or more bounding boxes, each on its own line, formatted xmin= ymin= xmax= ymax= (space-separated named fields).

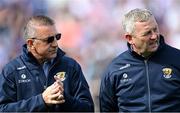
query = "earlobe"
xmin=26 ymin=39 xmax=34 ymax=49
xmin=31 ymin=45 xmax=35 ymax=49
xmin=125 ymin=34 xmax=133 ymax=45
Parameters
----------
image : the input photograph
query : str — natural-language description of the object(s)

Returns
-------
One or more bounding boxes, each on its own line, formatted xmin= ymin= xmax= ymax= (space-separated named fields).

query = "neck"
xmin=28 ymin=47 xmax=48 ymax=64
xmin=38 ymin=58 xmax=48 ymax=64
xmin=131 ymin=45 xmax=152 ymax=59
xmin=139 ymin=52 xmax=152 ymax=59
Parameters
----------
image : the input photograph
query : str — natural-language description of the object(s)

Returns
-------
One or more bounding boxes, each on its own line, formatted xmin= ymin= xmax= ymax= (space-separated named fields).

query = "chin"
xmin=150 ymin=47 xmax=158 ymax=53
xmin=50 ymin=53 xmax=57 ymax=59
xmin=150 ymin=43 xmax=159 ymax=52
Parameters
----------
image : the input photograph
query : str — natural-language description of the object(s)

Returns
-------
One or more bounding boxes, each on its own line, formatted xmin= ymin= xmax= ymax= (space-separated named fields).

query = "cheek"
xmin=43 ymin=47 xmax=51 ymax=54
xmin=134 ymin=39 xmax=144 ymax=46
xmin=139 ymin=38 xmax=148 ymax=45
xmin=37 ymin=45 xmax=50 ymax=54
xmin=135 ymin=40 xmax=149 ymax=51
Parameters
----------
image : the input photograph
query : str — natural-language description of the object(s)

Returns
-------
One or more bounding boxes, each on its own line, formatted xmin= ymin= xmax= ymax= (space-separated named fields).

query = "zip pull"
xmin=44 ymin=85 xmax=47 ymax=90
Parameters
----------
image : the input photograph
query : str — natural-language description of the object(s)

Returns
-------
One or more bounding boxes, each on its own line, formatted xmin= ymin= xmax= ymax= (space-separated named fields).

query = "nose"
xmin=51 ymin=38 xmax=58 ymax=47
xmin=150 ymin=31 xmax=158 ymax=40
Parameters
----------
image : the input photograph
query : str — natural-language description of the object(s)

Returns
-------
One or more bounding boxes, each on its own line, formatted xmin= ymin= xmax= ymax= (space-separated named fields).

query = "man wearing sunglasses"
xmin=0 ymin=15 xmax=94 ymax=112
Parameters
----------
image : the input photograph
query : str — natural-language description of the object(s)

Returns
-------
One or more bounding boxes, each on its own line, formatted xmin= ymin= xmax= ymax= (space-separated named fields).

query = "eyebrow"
xmin=142 ymin=30 xmax=151 ymax=36
xmin=142 ymin=26 xmax=158 ymax=36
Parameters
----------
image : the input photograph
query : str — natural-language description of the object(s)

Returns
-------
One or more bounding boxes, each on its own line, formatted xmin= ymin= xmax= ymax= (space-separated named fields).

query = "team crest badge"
xmin=162 ymin=68 xmax=172 ymax=78
xmin=55 ymin=72 xmax=66 ymax=81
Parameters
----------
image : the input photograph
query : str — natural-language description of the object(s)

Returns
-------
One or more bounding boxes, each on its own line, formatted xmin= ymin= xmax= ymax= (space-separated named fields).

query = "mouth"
xmin=49 ymin=48 xmax=58 ymax=52
xmin=149 ymin=41 xmax=159 ymax=49
xmin=149 ymin=42 xmax=157 ymax=46
xmin=49 ymin=50 xmax=57 ymax=54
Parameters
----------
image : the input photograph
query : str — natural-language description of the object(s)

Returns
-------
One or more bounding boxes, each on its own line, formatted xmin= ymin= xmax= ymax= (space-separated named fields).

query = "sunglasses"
xmin=32 ymin=33 xmax=61 ymax=44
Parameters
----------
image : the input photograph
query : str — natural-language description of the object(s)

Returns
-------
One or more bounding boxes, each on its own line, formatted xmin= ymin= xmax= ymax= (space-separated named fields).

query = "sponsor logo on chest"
xmin=120 ymin=73 xmax=132 ymax=83
xmin=18 ymin=74 xmax=31 ymax=83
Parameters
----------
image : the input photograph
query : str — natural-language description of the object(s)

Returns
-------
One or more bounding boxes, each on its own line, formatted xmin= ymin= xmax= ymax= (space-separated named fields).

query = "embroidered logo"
xmin=119 ymin=64 xmax=130 ymax=70
xmin=17 ymin=66 xmax=26 ymax=70
xmin=55 ymin=72 xmax=66 ymax=81
xmin=162 ymin=68 xmax=172 ymax=79
xmin=120 ymin=73 xmax=132 ymax=83
xmin=21 ymin=74 xmax=26 ymax=79
xmin=18 ymin=74 xmax=31 ymax=83
xmin=123 ymin=73 xmax=128 ymax=79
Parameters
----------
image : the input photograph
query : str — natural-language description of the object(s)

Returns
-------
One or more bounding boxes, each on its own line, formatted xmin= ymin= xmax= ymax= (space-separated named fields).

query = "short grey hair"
xmin=23 ymin=15 xmax=55 ymax=40
xmin=122 ymin=8 xmax=153 ymax=34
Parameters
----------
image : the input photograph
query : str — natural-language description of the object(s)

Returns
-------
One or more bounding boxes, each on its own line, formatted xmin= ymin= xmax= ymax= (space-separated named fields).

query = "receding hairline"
xmin=122 ymin=8 xmax=154 ymax=34
xmin=23 ymin=15 xmax=55 ymax=39
xmin=27 ymin=15 xmax=55 ymax=26
xmin=125 ymin=8 xmax=153 ymax=22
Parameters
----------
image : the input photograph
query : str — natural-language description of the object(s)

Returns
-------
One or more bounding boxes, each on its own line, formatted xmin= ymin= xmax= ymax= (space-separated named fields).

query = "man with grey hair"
xmin=0 ymin=15 xmax=94 ymax=112
xmin=99 ymin=8 xmax=180 ymax=112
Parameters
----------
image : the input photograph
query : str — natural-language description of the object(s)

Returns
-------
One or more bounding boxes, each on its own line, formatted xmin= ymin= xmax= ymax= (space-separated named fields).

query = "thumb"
xmin=54 ymin=75 xmax=63 ymax=86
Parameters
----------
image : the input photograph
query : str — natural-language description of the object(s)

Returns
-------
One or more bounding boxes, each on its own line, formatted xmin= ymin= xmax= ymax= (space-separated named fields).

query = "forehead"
xmin=134 ymin=17 xmax=158 ymax=32
xmin=34 ymin=25 xmax=57 ymax=37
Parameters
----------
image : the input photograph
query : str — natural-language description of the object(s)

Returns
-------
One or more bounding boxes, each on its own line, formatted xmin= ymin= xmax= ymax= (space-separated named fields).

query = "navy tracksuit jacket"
xmin=100 ymin=35 xmax=180 ymax=112
xmin=0 ymin=44 xmax=94 ymax=112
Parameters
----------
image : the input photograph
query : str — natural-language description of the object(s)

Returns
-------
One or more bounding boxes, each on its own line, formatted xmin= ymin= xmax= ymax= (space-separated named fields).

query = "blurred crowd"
xmin=0 ymin=0 xmax=180 ymax=111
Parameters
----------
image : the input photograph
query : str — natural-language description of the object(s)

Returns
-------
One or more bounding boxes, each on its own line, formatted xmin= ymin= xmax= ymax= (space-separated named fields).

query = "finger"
xmin=51 ymin=99 xmax=65 ymax=104
xmin=53 ymin=82 xmax=61 ymax=87
xmin=50 ymin=92 xmax=62 ymax=100
xmin=54 ymin=76 xmax=64 ymax=85
xmin=57 ymin=94 xmax=64 ymax=100
xmin=58 ymin=81 xmax=63 ymax=86
xmin=50 ymin=85 xmax=60 ymax=94
xmin=58 ymin=84 xmax=64 ymax=93
xmin=53 ymin=82 xmax=64 ymax=94
xmin=53 ymin=81 xmax=64 ymax=93
xmin=43 ymin=84 xmax=58 ymax=96
xmin=48 ymin=82 xmax=59 ymax=91
xmin=54 ymin=75 xmax=59 ymax=80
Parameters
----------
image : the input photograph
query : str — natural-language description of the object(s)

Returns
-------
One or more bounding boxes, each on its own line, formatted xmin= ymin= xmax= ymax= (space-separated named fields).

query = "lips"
xmin=149 ymin=42 xmax=157 ymax=46
xmin=149 ymin=39 xmax=159 ymax=45
xmin=51 ymin=50 xmax=57 ymax=53
xmin=49 ymin=48 xmax=58 ymax=52
xmin=49 ymin=49 xmax=57 ymax=54
xmin=149 ymin=41 xmax=159 ymax=50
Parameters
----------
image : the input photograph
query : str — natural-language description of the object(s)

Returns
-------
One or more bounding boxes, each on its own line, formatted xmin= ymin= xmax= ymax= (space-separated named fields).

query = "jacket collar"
xmin=21 ymin=44 xmax=65 ymax=65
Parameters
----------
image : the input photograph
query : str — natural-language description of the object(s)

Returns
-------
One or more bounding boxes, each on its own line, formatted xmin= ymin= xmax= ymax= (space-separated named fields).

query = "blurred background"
xmin=0 ymin=0 xmax=180 ymax=111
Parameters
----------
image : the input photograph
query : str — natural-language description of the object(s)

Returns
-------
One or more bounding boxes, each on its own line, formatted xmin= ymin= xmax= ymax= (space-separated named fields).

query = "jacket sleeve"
xmin=0 ymin=72 xmax=47 ymax=112
xmin=99 ymin=71 xmax=118 ymax=112
xmin=61 ymin=63 xmax=94 ymax=112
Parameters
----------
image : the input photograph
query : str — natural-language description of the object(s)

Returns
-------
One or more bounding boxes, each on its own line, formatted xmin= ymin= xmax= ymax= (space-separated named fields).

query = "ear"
xmin=26 ymin=39 xmax=34 ymax=49
xmin=124 ymin=33 xmax=133 ymax=45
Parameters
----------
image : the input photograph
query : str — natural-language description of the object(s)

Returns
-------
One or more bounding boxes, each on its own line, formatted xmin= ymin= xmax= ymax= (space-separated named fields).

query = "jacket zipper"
xmin=45 ymin=62 xmax=58 ymax=112
xmin=144 ymin=60 xmax=151 ymax=112
xmin=45 ymin=61 xmax=59 ymax=88
xmin=48 ymin=61 xmax=58 ymax=73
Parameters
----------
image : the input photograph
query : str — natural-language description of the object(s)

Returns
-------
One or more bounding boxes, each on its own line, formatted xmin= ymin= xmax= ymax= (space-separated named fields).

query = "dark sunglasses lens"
xmin=47 ymin=34 xmax=61 ymax=43
xmin=56 ymin=34 xmax=61 ymax=40
xmin=47 ymin=36 xmax=55 ymax=43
